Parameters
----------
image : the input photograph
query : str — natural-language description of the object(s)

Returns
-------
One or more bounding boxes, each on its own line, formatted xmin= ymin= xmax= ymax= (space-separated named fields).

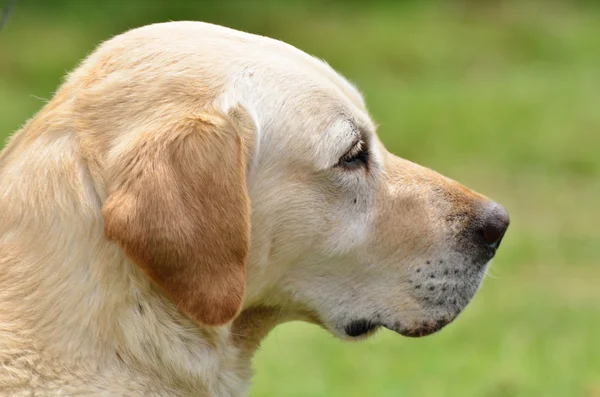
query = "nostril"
xmin=481 ymin=202 xmax=510 ymax=245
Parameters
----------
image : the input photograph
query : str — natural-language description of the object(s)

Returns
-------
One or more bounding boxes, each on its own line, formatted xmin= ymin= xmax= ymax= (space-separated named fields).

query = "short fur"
xmin=0 ymin=22 xmax=507 ymax=396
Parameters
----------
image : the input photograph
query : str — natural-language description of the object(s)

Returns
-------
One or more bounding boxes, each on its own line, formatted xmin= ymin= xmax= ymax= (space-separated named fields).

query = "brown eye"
xmin=338 ymin=140 xmax=369 ymax=170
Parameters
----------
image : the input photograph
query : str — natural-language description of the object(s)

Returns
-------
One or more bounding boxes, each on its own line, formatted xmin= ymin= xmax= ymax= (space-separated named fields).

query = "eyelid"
xmin=341 ymin=138 xmax=363 ymax=159
xmin=336 ymin=138 xmax=369 ymax=171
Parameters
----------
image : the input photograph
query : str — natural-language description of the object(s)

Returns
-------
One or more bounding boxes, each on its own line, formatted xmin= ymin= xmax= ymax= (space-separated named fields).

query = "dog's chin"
xmin=325 ymin=256 xmax=491 ymax=341
xmin=384 ymin=317 xmax=455 ymax=338
xmin=340 ymin=316 xmax=454 ymax=340
xmin=342 ymin=318 xmax=453 ymax=340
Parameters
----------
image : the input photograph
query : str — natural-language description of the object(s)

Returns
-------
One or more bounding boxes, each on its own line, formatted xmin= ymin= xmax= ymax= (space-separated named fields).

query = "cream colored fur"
xmin=0 ymin=22 xmax=504 ymax=396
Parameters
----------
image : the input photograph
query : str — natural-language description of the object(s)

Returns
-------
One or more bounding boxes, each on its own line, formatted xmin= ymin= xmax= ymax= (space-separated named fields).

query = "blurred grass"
xmin=1 ymin=1 xmax=599 ymax=396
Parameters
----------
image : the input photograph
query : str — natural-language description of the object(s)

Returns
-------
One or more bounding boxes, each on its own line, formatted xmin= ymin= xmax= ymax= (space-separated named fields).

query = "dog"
xmin=0 ymin=21 xmax=509 ymax=396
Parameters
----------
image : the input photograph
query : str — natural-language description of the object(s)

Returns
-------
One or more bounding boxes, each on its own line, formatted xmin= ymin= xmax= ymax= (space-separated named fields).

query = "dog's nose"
xmin=480 ymin=201 xmax=510 ymax=246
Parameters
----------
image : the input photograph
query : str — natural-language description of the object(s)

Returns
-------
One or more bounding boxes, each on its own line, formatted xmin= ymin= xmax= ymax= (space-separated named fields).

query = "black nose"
xmin=480 ymin=202 xmax=510 ymax=246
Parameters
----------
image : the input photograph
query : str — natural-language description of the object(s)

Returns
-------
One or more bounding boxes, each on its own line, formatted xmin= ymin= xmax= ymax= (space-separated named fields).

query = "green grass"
xmin=1 ymin=1 xmax=599 ymax=396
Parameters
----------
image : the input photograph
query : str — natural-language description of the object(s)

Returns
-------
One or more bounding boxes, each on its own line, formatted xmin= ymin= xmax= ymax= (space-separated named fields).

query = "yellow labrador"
xmin=0 ymin=22 xmax=509 ymax=396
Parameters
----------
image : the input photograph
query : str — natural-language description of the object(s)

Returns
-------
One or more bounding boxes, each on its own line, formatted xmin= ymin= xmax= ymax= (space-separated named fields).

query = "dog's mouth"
xmin=343 ymin=319 xmax=382 ymax=338
xmin=344 ymin=316 xmax=454 ymax=339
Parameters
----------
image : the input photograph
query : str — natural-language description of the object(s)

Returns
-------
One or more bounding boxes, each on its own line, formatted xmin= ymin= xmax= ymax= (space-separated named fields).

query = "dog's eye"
xmin=337 ymin=140 xmax=369 ymax=170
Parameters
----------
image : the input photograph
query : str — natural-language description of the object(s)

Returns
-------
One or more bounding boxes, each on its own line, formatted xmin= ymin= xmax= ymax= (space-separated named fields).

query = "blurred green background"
xmin=1 ymin=0 xmax=599 ymax=396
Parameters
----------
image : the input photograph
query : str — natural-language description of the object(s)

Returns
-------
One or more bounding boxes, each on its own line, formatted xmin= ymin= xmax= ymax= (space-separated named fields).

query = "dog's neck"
xmin=0 ymin=233 xmax=280 ymax=396
xmin=0 ymin=125 xmax=281 ymax=396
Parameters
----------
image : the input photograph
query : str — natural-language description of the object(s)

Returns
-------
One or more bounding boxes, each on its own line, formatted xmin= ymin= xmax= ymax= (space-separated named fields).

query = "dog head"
xmin=75 ymin=22 xmax=508 ymax=339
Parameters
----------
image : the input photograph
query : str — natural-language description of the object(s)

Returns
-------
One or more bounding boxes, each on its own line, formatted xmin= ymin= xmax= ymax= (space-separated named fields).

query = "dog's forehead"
xmin=218 ymin=51 xmax=374 ymax=169
xmin=114 ymin=22 xmax=374 ymax=167
xmin=267 ymin=87 xmax=374 ymax=170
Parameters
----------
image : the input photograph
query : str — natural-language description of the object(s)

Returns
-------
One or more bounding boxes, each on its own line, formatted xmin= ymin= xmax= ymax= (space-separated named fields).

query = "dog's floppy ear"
xmin=102 ymin=110 xmax=251 ymax=326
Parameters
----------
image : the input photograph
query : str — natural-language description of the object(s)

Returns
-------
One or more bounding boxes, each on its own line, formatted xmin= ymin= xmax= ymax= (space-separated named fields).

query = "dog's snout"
xmin=480 ymin=201 xmax=510 ymax=246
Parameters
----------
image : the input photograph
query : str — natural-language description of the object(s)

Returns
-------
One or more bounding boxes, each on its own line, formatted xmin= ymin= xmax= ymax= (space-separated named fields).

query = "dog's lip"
xmin=344 ymin=319 xmax=382 ymax=338
xmin=382 ymin=317 xmax=452 ymax=338
xmin=344 ymin=317 xmax=452 ymax=339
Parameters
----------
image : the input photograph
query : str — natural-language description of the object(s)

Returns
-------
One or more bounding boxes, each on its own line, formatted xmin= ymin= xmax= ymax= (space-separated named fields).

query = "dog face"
xmin=240 ymin=77 xmax=509 ymax=340
xmin=79 ymin=22 xmax=508 ymax=340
